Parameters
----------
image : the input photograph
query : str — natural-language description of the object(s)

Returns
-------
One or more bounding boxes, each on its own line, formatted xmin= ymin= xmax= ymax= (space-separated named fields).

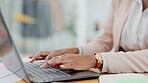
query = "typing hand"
xmin=40 ymin=54 xmax=97 ymax=70
xmin=29 ymin=48 xmax=79 ymax=63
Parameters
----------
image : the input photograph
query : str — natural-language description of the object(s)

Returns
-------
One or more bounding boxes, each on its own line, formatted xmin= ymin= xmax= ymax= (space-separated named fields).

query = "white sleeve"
xmin=101 ymin=54 xmax=108 ymax=72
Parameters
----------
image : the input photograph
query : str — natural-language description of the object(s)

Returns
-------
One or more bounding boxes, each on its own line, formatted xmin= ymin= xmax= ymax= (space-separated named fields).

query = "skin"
xmin=29 ymin=48 xmax=99 ymax=70
xmin=29 ymin=48 xmax=79 ymax=63
xmin=41 ymin=54 xmax=97 ymax=70
xmin=29 ymin=0 xmax=148 ymax=70
xmin=143 ymin=0 xmax=148 ymax=11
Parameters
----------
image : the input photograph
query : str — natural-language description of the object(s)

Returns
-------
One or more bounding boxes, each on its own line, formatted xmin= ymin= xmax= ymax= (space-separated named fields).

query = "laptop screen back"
xmin=0 ymin=11 xmax=30 ymax=83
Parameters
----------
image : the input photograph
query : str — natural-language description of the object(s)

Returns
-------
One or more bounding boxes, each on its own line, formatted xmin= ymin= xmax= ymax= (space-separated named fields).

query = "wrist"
xmin=71 ymin=47 xmax=79 ymax=54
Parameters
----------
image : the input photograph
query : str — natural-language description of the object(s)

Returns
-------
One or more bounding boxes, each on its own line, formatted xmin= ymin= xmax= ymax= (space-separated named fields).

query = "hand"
xmin=29 ymin=48 xmax=79 ymax=63
xmin=40 ymin=54 xmax=97 ymax=70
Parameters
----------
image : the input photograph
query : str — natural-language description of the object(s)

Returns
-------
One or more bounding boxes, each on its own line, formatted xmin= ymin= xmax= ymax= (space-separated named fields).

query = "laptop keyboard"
xmin=24 ymin=62 xmax=70 ymax=80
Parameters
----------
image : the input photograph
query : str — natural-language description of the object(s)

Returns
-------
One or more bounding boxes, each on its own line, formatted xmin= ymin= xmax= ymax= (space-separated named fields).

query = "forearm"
xmin=102 ymin=49 xmax=148 ymax=73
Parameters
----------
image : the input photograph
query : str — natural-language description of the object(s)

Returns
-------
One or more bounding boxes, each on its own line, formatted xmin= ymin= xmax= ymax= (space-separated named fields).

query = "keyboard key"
xmin=24 ymin=62 xmax=70 ymax=80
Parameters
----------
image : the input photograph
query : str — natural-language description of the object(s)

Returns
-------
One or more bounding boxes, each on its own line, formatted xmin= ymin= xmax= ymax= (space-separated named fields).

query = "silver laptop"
xmin=0 ymin=11 xmax=99 ymax=83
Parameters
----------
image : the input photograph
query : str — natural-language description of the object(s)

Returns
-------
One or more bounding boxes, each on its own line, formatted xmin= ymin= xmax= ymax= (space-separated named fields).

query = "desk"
xmin=15 ymin=54 xmax=101 ymax=83
xmin=3 ymin=54 xmax=148 ymax=83
xmin=15 ymin=69 xmax=101 ymax=83
xmin=16 ymin=79 xmax=99 ymax=83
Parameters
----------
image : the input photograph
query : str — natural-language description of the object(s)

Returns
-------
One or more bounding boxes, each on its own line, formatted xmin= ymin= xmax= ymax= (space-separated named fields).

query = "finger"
xmin=29 ymin=55 xmax=33 ymax=58
xmin=44 ymin=55 xmax=53 ymax=62
xmin=30 ymin=51 xmax=51 ymax=63
xmin=47 ymin=56 xmax=69 ymax=65
xmin=44 ymin=50 xmax=69 ymax=62
xmin=40 ymin=62 xmax=50 ymax=69
xmin=29 ymin=56 xmax=46 ymax=61
xmin=29 ymin=52 xmax=42 ymax=63
xmin=60 ymin=63 xmax=74 ymax=69
xmin=29 ymin=55 xmax=46 ymax=59
xmin=35 ymin=57 xmax=46 ymax=60
xmin=45 ymin=51 xmax=61 ymax=61
xmin=53 ymin=64 xmax=62 ymax=67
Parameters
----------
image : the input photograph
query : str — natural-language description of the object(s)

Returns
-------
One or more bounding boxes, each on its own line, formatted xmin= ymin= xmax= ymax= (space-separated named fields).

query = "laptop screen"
xmin=0 ymin=11 xmax=30 ymax=83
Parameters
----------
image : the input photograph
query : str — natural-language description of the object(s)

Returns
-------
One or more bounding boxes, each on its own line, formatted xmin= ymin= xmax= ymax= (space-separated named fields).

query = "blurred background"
xmin=0 ymin=0 xmax=111 ymax=55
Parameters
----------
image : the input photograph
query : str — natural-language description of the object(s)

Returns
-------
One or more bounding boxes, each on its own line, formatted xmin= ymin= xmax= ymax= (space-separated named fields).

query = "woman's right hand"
xmin=29 ymin=48 xmax=79 ymax=63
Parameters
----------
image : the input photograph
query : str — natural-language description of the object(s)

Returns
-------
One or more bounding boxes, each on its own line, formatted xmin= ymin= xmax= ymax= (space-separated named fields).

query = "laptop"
xmin=0 ymin=11 xmax=100 ymax=83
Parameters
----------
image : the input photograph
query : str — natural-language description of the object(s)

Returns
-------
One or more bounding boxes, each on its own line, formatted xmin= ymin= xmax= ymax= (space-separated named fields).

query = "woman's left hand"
xmin=40 ymin=54 xmax=97 ymax=70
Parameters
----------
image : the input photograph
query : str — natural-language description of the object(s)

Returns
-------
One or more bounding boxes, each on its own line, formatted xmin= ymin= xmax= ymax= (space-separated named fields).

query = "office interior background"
xmin=0 ymin=0 xmax=111 ymax=55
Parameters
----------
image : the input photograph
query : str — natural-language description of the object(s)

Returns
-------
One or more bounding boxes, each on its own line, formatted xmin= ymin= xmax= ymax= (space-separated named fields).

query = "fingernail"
xmin=40 ymin=63 xmax=47 ymax=68
xmin=60 ymin=65 xmax=65 ymax=68
xmin=40 ymin=65 xmax=44 ymax=69
xmin=40 ymin=65 xmax=44 ymax=68
xmin=29 ymin=57 xmax=32 ymax=59
xmin=29 ymin=60 xmax=33 ymax=63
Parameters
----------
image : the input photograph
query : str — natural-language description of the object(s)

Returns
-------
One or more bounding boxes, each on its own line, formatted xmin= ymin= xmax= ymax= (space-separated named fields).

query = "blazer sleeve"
xmin=102 ymin=49 xmax=148 ymax=73
xmin=80 ymin=0 xmax=116 ymax=55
